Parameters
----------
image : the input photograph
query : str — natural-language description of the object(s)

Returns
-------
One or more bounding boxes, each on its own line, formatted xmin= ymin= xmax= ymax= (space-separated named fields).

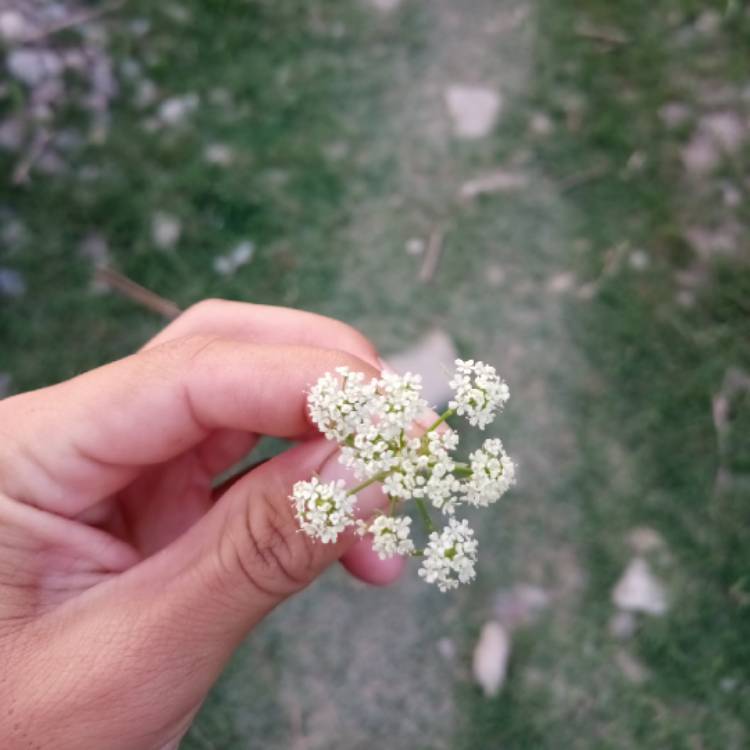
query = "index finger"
xmin=0 ymin=338 xmax=380 ymax=515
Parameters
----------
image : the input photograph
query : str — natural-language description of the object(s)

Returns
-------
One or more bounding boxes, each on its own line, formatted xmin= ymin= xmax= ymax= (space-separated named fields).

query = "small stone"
xmin=445 ymin=85 xmax=502 ymax=139
xmin=386 ymin=329 xmax=459 ymax=408
xmin=152 ymin=212 xmax=182 ymax=250
xmin=7 ymin=49 xmax=62 ymax=87
xmin=628 ymin=250 xmax=649 ymax=271
xmin=0 ymin=11 xmax=30 ymax=42
xmin=472 ymin=622 xmax=511 ymax=697
xmin=405 ymin=238 xmax=425 ymax=256
xmin=612 ymin=557 xmax=668 ymax=616
xmin=0 ymin=268 xmax=26 ymax=298
xmin=158 ymin=94 xmax=199 ymax=126
xmin=213 ymin=240 xmax=255 ymax=275
xmin=367 ymin=0 xmax=402 ymax=10
xmin=204 ymin=143 xmax=234 ymax=166
xmin=608 ymin=611 xmax=637 ymax=640
xmin=546 ymin=272 xmax=576 ymax=294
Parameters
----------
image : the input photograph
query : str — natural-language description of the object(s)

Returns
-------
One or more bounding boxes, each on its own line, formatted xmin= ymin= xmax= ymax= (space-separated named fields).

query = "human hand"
xmin=0 ymin=300 xmax=406 ymax=750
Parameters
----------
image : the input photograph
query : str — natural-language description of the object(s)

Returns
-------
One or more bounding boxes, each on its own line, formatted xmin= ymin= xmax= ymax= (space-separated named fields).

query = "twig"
xmin=458 ymin=170 xmax=528 ymax=201
xmin=20 ymin=0 xmax=127 ymax=44
xmin=558 ymin=162 xmax=609 ymax=192
xmin=12 ymin=129 xmax=52 ymax=185
xmin=95 ymin=267 xmax=182 ymax=319
xmin=418 ymin=224 xmax=445 ymax=283
xmin=574 ymin=22 xmax=629 ymax=46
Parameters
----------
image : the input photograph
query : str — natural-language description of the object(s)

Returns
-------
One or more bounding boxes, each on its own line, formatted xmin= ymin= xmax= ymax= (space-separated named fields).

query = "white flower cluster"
xmin=418 ymin=518 xmax=478 ymax=592
xmin=364 ymin=515 xmax=416 ymax=560
xmin=449 ymin=359 xmax=509 ymax=429
xmin=463 ymin=438 xmax=515 ymax=507
xmin=290 ymin=477 xmax=356 ymax=543
xmin=290 ymin=359 xmax=516 ymax=592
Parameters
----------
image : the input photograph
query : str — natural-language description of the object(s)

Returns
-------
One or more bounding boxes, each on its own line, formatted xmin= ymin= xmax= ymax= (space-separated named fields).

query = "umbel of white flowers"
xmin=290 ymin=359 xmax=515 ymax=592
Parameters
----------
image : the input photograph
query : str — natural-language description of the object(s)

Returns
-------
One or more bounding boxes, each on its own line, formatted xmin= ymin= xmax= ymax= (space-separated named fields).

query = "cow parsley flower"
xmin=418 ymin=518 xmax=478 ymax=592
xmin=448 ymin=359 xmax=509 ymax=429
xmin=365 ymin=515 xmax=415 ymax=559
xmin=463 ymin=438 xmax=516 ymax=507
xmin=307 ymin=367 xmax=374 ymax=441
xmin=372 ymin=371 xmax=428 ymax=439
xmin=290 ymin=477 xmax=356 ymax=543
xmin=296 ymin=360 xmax=517 ymax=592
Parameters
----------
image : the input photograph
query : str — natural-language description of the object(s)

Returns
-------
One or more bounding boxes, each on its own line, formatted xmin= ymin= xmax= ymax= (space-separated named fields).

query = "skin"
xmin=0 ymin=300 xmax=410 ymax=750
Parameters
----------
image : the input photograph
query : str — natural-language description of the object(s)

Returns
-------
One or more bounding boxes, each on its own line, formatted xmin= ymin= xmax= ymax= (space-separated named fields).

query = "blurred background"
xmin=1 ymin=0 xmax=749 ymax=747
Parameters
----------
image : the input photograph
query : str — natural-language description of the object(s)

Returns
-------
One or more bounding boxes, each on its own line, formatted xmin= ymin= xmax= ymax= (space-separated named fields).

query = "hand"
xmin=0 ymin=300 xmax=405 ymax=750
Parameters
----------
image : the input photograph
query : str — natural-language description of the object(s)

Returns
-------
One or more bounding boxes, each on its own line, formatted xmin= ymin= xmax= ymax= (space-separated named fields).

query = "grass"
xmin=2 ymin=0 xmax=749 ymax=748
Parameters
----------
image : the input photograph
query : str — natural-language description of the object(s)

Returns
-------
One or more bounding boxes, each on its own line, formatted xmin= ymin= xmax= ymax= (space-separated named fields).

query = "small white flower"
xmin=463 ymin=438 xmax=515 ymax=507
xmin=372 ymin=370 xmax=428 ymax=439
xmin=418 ymin=518 xmax=479 ymax=592
xmin=290 ymin=477 xmax=356 ymax=543
xmin=308 ymin=367 xmax=375 ymax=441
xmin=449 ymin=359 xmax=509 ymax=429
xmin=340 ymin=424 xmax=400 ymax=481
xmin=366 ymin=515 xmax=415 ymax=559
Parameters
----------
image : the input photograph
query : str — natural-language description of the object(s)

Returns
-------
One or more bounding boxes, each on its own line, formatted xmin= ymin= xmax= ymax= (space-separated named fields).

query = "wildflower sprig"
xmin=290 ymin=359 xmax=515 ymax=592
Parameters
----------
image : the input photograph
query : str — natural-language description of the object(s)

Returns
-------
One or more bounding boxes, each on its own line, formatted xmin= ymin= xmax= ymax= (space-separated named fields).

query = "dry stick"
xmin=418 ymin=223 xmax=445 ymax=284
xmin=95 ymin=267 xmax=182 ymax=319
xmin=574 ymin=23 xmax=629 ymax=46
xmin=20 ymin=0 xmax=127 ymax=44
xmin=12 ymin=130 xmax=52 ymax=185
xmin=558 ymin=161 xmax=609 ymax=192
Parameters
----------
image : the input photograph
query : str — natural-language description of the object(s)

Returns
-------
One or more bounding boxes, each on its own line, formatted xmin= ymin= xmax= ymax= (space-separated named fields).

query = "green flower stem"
xmin=347 ymin=471 xmax=389 ymax=496
xmin=426 ymin=408 xmax=454 ymax=433
xmin=415 ymin=497 xmax=436 ymax=533
xmin=453 ymin=462 xmax=472 ymax=477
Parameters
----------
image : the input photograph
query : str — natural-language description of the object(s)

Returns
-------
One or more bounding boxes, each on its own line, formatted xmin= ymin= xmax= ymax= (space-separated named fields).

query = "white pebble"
xmin=445 ymin=84 xmax=502 ymax=139
xmin=0 ymin=11 xmax=30 ymax=42
xmin=7 ymin=49 xmax=61 ymax=87
xmin=612 ymin=557 xmax=668 ymax=616
xmin=472 ymin=621 xmax=511 ymax=697
xmin=152 ymin=212 xmax=182 ymax=250
xmin=204 ymin=143 xmax=234 ymax=166
xmin=213 ymin=240 xmax=255 ymax=275
xmin=158 ymin=94 xmax=199 ymax=126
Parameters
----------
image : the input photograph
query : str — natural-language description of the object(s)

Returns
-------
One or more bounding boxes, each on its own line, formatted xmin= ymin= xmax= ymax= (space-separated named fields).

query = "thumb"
xmin=26 ymin=439 xmax=381 ymax=748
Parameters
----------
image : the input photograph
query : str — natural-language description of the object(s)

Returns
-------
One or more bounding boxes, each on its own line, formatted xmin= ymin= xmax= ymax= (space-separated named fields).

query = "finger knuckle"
xmin=220 ymin=487 xmax=317 ymax=599
xmin=182 ymin=298 xmax=226 ymax=321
